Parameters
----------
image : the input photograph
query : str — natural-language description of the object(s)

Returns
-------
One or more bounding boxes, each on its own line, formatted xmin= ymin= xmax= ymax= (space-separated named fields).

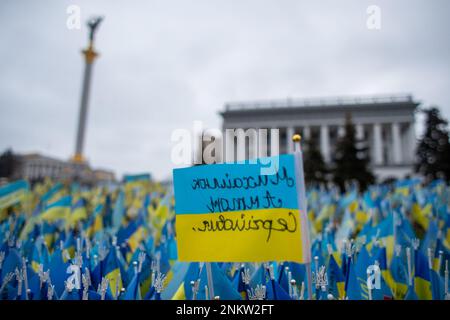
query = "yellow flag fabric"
xmin=40 ymin=196 xmax=71 ymax=222
xmin=171 ymin=283 xmax=186 ymax=300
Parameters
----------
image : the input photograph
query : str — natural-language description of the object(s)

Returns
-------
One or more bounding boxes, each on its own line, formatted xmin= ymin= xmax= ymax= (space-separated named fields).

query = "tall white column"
xmin=373 ymin=123 xmax=383 ymax=165
xmin=258 ymin=129 xmax=268 ymax=158
xmin=356 ymin=124 xmax=364 ymax=140
xmin=225 ymin=129 xmax=235 ymax=162
xmin=407 ymin=122 xmax=416 ymax=163
xmin=303 ymin=126 xmax=311 ymax=140
xmin=320 ymin=125 xmax=331 ymax=162
xmin=287 ymin=126 xmax=294 ymax=153
xmin=391 ymin=122 xmax=402 ymax=164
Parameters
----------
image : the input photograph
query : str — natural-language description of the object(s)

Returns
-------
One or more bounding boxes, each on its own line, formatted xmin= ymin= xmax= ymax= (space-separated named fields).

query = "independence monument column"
xmin=73 ymin=16 xmax=103 ymax=165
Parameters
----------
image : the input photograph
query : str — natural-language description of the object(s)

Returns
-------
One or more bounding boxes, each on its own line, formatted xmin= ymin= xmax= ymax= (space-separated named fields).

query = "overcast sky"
xmin=1 ymin=0 xmax=449 ymax=180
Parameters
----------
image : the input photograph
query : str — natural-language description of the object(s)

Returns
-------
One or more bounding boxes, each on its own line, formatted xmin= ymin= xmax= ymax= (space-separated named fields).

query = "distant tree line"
xmin=303 ymin=113 xmax=374 ymax=191
xmin=415 ymin=107 xmax=450 ymax=182
xmin=0 ymin=149 xmax=17 ymax=179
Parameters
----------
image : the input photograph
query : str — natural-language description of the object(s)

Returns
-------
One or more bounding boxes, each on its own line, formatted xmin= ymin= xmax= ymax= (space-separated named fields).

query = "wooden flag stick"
xmin=0 ymin=272 xmax=14 ymax=294
xmin=0 ymin=251 xmax=4 ymax=272
xmin=437 ymin=250 xmax=443 ymax=274
xmin=22 ymin=258 xmax=29 ymax=300
xmin=367 ymin=268 xmax=372 ymax=300
xmin=287 ymin=270 xmax=293 ymax=297
xmin=290 ymin=279 xmax=298 ymax=300
xmin=204 ymin=285 xmax=209 ymax=301
xmin=190 ymin=281 xmax=196 ymax=300
xmin=300 ymin=281 xmax=305 ymax=300
xmin=205 ymin=262 xmax=215 ymax=300
xmin=314 ymin=256 xmax=320 ymax=298
xmin=406 ymin=247 xmax=413 ymax=286
xmin=445 ymin=260 xmax=448 ymax=299
xmin=293 ymin=134 xmax=313 ymax=300
xmin=76 ymin=237 xmax=81 ymax=255
xmin=427 ymin=248 xmax=433 ymax=270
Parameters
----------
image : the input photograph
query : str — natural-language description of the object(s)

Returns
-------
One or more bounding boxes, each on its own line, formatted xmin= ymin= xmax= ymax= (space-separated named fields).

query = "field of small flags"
xmin=0 ymin=177 xmax=449 ymax=300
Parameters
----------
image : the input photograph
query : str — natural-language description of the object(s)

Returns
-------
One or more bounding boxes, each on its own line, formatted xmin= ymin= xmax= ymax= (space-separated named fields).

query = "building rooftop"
xmin=222 ymin=93 xmax=418 ymax=113
xmin=20 ymin=153 xmax=65 ymax=163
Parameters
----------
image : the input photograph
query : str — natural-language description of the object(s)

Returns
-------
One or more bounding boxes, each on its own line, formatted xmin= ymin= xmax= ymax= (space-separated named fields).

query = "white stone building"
xmin=11 ymin=153 xmax=115 ymax=185
xmin=220 ymin=94 xmax=418 ymax=181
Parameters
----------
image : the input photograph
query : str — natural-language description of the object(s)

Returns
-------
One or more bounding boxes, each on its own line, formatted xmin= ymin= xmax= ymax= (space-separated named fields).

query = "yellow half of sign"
xmin=176 ymin=208 xmax=306 ymax=263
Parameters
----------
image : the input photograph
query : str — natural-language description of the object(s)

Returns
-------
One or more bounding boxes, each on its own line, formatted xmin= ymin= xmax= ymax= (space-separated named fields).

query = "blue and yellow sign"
xmin=173 ymin=154 xmax=310 ymax=262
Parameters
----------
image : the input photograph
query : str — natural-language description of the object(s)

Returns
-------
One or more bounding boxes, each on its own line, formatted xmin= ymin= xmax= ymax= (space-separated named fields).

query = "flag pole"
xmin=292 ymin=134 xmax=313 ymax=300
xmin=445 ymin=260 xmax=449 ymax=300
xmin=205 ymin=262 xmax=215 ymax=300
xmin=366 ymin=268 xmax=372 ymax=300
xmin=406 ymin=247 xmax=413 ymax=287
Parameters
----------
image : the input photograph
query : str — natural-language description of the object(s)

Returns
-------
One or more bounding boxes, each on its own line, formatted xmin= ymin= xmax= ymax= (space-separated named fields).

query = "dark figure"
xmin=87 ymin=16 xmax=103 ymax=44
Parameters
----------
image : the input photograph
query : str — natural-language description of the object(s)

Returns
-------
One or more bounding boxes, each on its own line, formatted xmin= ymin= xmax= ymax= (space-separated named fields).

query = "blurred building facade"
xmin=14 ymin=153 xmax=71 ymax=182
xmin=1 ymin=151 xmax=115 ymax=185
xmin=220 ymin=94 xmax=419 ymax=181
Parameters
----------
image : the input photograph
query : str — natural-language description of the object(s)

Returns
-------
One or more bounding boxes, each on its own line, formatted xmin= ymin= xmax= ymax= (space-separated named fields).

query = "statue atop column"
xmin=87 ymin=16 xmax=103 ymax=46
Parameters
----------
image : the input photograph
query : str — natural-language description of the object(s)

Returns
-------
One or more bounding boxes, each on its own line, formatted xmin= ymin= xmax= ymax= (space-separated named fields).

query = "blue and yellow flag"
xmin=414 ymin=250 xmax=432 ymax=300
xmin=41 ymin=182 xmax=63 ymax=206
xmin=40 ymin=195 xmax=71 ymax=222
xmin=389 ymin=251 xmax=409 ymax=299
xmin=327 ymin=254 xmax=346 ymax=299
xmin=0 ymin=180 xmax=29 ymax=211
xmin=68 ymin=197 xmax=88 ymax=227
xmin=102 ymin=249 xmax=123 ymax=298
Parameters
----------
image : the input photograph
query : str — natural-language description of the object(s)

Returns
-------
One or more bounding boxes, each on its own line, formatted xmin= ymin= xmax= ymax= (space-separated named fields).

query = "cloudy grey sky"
xmin=1 ymin=0 xmax=449 ymax=180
